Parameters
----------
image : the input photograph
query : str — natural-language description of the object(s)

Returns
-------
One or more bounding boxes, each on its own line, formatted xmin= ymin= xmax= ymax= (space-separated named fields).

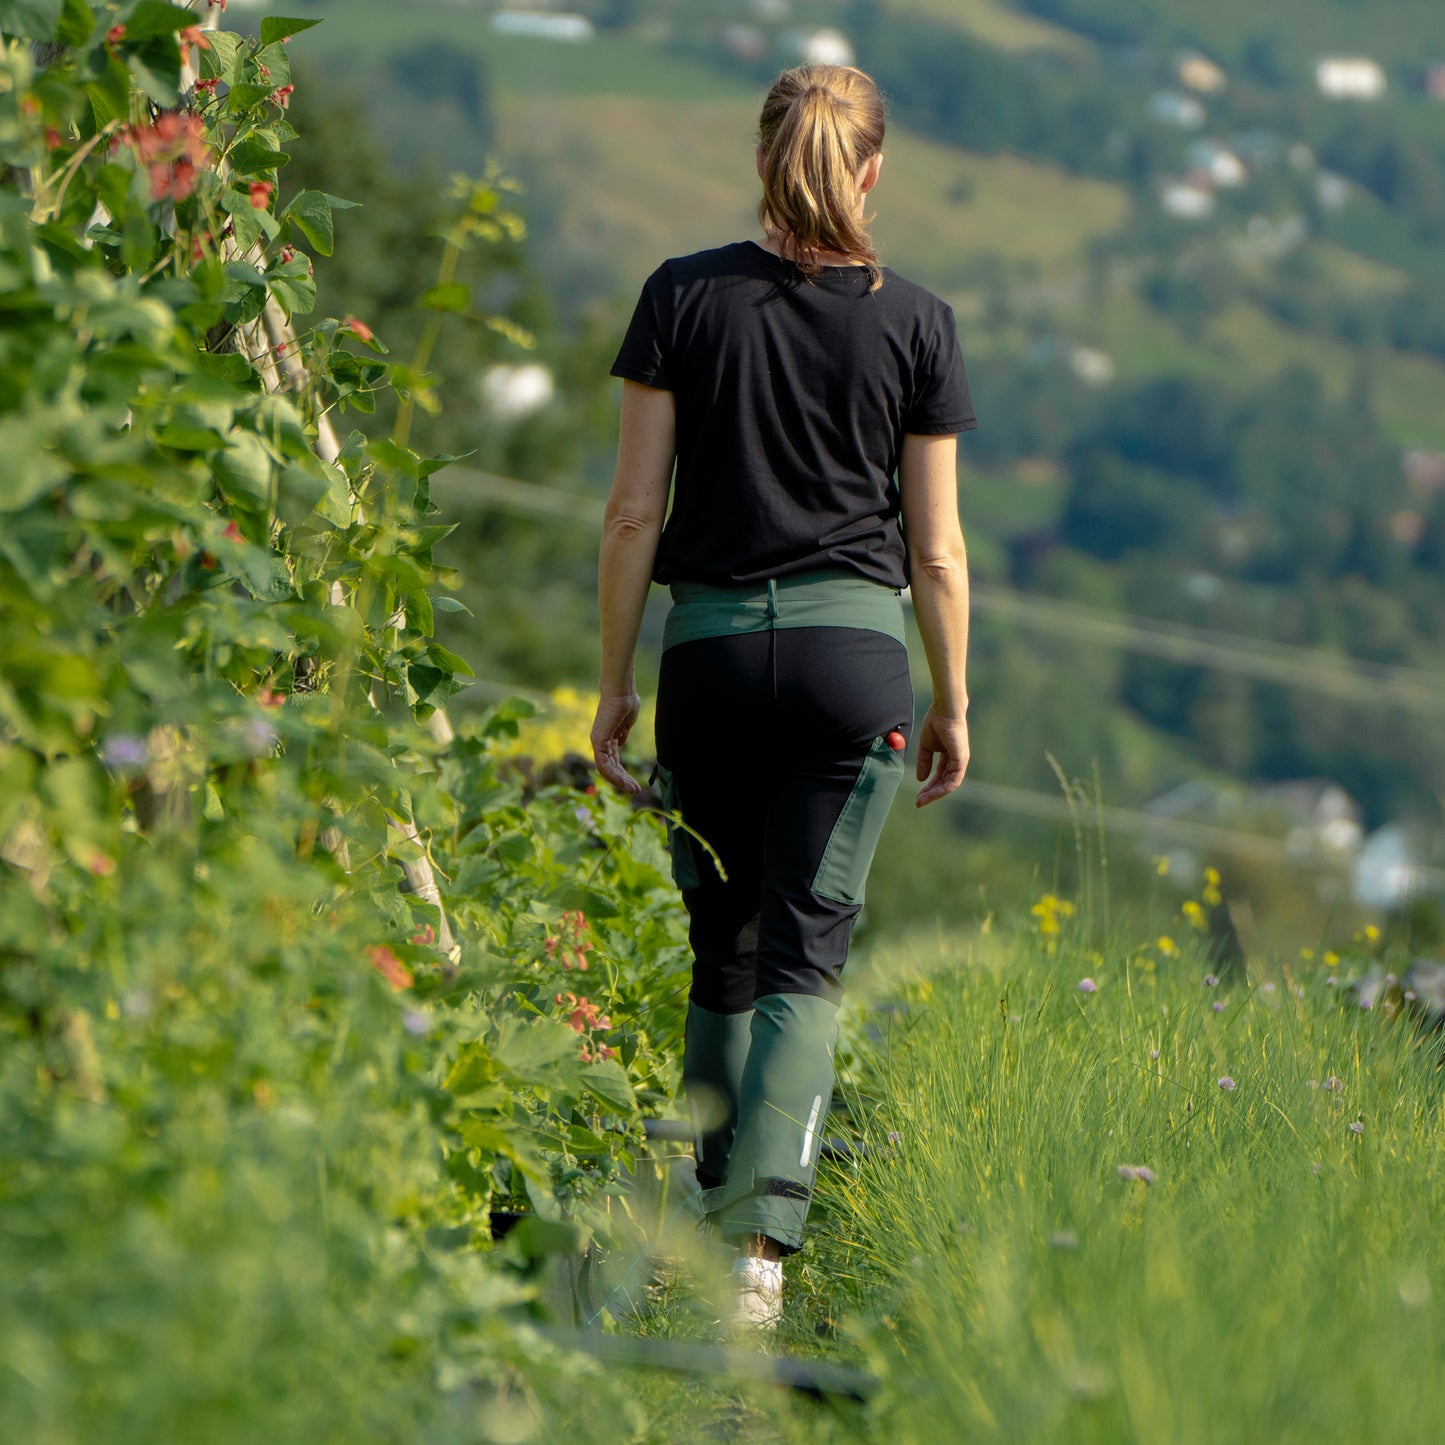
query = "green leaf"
xmin=431 ymin=596 xmax=473 ymax=616
xmin=156 ymin=421 xmax=229 ymax=452
xmin=284 ymin=189 xmax=334 ymax=256
xmin=419 ymin=283 xmax=470 ymax=313
xmin=0 ymin=0 xmax=62 ymax=40
xmin=56 ymin=0 xmax=92 ymax=46
xmin=229 ymin=139 xmax=291 ymax=176
xmin=404 ymin=589 xmax=434 ymax=637
xmin=426 ymin=643 xmax=474 ymax=679
xmin=86 ymin=54 xmax=132 ymax=128
xmin=508 ymin=1216 xmax=580 ymax=1260
xmin=0 ymin=417 xmax=67 ymax=510
xmin=275 ymin=464 xmax=327 ymax=527
xmin=260 ymin=15 xmax=323 ymax=44
xmin=226 ymin=82 xmax=272 ymax=114
xmin=124 ymin=1 xmax=196 ymax=40
xmin=266 ymin=259 xmax=316 ymax=318
xmin=580 ymin=1060 xmax=637 ymax=1113
xmin=200 ymin=29 xmax=244 ymax=82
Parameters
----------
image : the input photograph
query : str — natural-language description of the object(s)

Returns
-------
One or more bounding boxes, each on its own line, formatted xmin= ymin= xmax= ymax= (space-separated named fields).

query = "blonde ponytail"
xmin=757 ymin=64 xmax=886 ymax=290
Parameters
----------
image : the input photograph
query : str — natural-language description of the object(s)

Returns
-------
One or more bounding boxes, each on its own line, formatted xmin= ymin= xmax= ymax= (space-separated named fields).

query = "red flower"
xmin=106 ymin=24 xmax=126 ymax=45
xmin=368 ymin=945 xmax=414 ymax=992
xmin=148 ymin=158 xmax=198 ymax=202
xmin=179 ymin=25 xmax=210 ymax=63
xmin=249 ymin=180 xmax=274 ymax=209
xmin=44 ymin=127 xmax=62 ymax=151
xmin=194 ymin=77 xmax=220 ymax=94
xmin=271 ymin=84 xmax=294 ymax=108
xmin=274 ymin=341 xmax=288 ymax=358
xmin=88 ymin=853 xmax=116 ymax=878
xmin=256 ymin=63 xmax=271 ymax=81
xmin=208 ymin=0 xmax=228 ymax=9
xmin=222 ymin=520 xmax=243 ymax=541
xmin=280 ymin=245 xmax=296 ymax=263
xmin=257 ymin=688 xmax=285 ymax=709
xmin=342 ymin=317 xmax=373 ymax=344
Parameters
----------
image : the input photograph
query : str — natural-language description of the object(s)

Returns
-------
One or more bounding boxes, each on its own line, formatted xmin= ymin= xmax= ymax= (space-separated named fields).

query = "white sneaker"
xmin=727 ymin=1255 xmax=783 ymax=1333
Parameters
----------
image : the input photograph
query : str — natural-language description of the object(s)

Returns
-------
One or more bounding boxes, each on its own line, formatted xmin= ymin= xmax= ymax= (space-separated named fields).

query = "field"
xmin=592 ymin=917 xmax=1445 ymax=1444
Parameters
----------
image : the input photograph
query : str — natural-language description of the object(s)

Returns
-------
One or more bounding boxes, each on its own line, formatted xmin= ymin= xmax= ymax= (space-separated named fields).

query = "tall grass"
xmin=819 ymin=926 xmax=1445 ymax=1444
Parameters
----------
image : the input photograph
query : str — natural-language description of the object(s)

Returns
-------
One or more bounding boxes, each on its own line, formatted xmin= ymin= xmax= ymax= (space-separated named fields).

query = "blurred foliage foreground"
xmin=0 ymin=8 xmax=691 ymax=1441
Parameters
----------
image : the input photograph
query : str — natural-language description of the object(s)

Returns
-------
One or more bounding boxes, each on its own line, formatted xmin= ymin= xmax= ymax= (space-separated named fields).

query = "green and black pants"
xmin=654 ymin=571 xmax=912 ymax=1252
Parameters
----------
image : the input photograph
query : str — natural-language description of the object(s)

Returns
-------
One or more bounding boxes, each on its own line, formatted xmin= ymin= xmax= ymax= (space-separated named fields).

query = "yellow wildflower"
xmin=1323 ymin=950 xmax=1339 ymax=967
xmin=1154 ymin=855 xmax=1170 ymax=877
xmin=1157 ymin=936 xmax=1178 ymax=957
xmin=1182 ymin=899 xmax=1207 ymax=932
xmin=1300 ymin=948 xmax=1315 ymax=962
xmin=1364 ymin=924 xmax=1380 ymax=943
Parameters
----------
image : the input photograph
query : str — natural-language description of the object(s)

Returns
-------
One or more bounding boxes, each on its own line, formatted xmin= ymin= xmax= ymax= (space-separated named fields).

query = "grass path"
xmin=596 ymin=922 xmax=1445 ymax=1443
xmin=804 ymin=928 xmax=1445 ymax=1443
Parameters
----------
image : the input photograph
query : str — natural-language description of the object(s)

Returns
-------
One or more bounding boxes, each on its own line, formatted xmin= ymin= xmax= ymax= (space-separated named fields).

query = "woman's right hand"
xmin=590 ymin=691 xmax=644 ymax=795
xmin=914 ymin=705 xmax=969 ymax=807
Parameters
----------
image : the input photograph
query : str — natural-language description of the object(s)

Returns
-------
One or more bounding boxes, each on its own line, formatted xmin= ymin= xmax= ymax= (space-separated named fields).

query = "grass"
xmin=814 ymin=925 xmax=1445 ymax=1442
xmin=567 ymin=907 xmax=1445 ymax=1443
xmin=905 ymin=0 xmax=1092 ymax=56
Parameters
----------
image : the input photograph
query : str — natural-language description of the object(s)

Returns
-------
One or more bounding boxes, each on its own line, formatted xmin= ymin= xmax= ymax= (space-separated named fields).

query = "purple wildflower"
xmin=1325 ymin=1075 xmax=1343 ymax=1092
xmin=1349 ymin=1120 xmax=1364 ymax=1135
xmin=101 ymin=734 xmax=148 ymax=768
xmin=1150 ymin=1049 xmax=1160 ymax=1061
xmin=1078 ymin=978 xmax=1097 ymax=994
xmin=402 ymin=1009 xmax=431 ymax=1037
xmin=1213 ymin=1001 xmax=1225 ymax=1013
xmin=1218 ymin=1076 xmax=1236 ymax=1092
xmin=1325 ymin=976 xmax=1337 ymax=987
xmin=1203 ymin=974 xmax=1220 ymax=987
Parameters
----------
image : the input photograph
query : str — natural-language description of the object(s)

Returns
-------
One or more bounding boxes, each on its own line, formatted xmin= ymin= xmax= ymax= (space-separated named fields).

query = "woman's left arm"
xmin=590 ymin=380 xmax=676 ymax=794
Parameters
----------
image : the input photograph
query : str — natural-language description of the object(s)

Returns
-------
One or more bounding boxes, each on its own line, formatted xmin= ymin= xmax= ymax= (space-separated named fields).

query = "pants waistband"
xmin=663 ymin=570 xmax=906 ymax=651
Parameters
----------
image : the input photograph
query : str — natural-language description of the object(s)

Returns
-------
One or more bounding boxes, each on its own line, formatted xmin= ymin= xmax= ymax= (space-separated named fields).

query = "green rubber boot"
xmin=714 ymin=992 xmax=840 ymax=1254
xmin=684 ymin=1002 xmax=754 ymax=1192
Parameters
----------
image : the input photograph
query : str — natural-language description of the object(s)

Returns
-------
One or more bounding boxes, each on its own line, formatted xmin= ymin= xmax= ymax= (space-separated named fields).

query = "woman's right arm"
xmin=590 ymin=380 xmax=676 ymax=794
xmin=899 ymin=431 xmax=971 ymax=807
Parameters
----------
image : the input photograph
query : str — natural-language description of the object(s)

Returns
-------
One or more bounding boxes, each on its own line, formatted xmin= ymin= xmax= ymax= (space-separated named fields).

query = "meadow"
xmin=586 ymin=908 xmax=1445 ymax=1444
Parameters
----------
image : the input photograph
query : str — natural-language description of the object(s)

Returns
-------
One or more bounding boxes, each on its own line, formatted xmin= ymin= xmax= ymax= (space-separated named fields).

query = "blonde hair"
xmin=757 ymin=64 xmax=885 ymax=290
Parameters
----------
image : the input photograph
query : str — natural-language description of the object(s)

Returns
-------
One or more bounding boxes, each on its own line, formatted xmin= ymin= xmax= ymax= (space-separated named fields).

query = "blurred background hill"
xmin=240 ymin=0 xmax=1445 ymax=949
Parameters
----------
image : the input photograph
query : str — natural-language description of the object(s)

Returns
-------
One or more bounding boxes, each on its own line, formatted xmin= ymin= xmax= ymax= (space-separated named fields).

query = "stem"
xmin=394 ymin=229 xmax=463 ymax=448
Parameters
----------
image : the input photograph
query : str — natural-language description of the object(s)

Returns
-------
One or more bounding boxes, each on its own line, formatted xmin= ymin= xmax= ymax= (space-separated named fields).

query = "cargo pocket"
xmin=811 ymin=738 xmax=906 ymax=906
xmin=652 ymin=762 xmax=702 ymax=890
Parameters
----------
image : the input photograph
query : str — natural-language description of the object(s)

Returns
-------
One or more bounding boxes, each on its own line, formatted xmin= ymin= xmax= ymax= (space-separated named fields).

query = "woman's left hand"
xmin=590 ymin=691 xmax=644 ymax=795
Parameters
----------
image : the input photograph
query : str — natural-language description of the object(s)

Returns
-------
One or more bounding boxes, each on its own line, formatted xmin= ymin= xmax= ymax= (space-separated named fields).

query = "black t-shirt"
xmin=610 ymin=240 xmax=976 ymax=588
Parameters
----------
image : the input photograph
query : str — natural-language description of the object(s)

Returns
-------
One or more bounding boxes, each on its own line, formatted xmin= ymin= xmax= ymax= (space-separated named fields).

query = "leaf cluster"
xmin=0 ymin=9 xmax=687 ymax=1438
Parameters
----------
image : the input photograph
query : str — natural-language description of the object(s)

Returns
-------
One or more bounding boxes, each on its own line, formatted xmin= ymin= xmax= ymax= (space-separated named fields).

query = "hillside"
xmin=259 ymin=0 xmax=1445 ymax=921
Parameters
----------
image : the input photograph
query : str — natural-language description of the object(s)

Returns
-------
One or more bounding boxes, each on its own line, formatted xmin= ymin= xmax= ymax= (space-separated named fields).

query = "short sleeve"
xmin=902 ymin=304 xmax=977 ymax=435
xmin=610 ymin=263 xmax=675 ymax=390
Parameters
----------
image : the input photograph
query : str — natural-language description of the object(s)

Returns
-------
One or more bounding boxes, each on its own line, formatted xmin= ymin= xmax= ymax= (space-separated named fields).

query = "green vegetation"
xmin=6 ymin=10 xmax=1445 ymax=1440
xmin=818 ymin=916 xmax=1445 ymax=1443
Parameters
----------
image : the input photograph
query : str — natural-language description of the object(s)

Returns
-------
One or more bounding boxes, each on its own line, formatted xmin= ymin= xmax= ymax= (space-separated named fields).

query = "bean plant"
xmin=0 ymin=6 xmax=688 ymax=1441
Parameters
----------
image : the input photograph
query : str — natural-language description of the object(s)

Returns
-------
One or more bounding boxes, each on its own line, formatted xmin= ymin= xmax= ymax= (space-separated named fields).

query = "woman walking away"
xmin=591 ymin=63 xmax=976 ymax=1332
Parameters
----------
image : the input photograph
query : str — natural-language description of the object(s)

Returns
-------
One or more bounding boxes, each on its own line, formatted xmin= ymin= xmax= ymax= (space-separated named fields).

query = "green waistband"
xmin=663 ymin=570 xmax=906 ymax=651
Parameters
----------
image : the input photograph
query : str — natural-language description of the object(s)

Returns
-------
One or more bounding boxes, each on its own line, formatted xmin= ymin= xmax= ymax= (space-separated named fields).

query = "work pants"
xmin=653 ymin=573 xmax=912 ymax=1252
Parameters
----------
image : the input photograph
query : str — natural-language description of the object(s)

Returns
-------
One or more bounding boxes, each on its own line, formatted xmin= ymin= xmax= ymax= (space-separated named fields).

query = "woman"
xmin=590 ymin=63 xmax=975 ymax=1330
